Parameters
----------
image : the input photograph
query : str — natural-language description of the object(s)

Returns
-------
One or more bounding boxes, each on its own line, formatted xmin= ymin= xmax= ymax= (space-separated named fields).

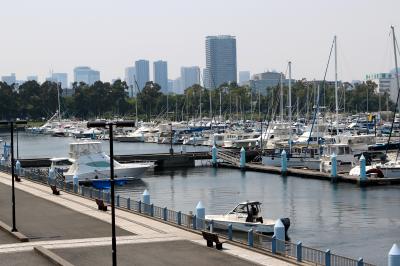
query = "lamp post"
xmin=87 ymin=120 xmax=135 ymax=266
xmin=0 ymin=120 xmax=27 ymax=232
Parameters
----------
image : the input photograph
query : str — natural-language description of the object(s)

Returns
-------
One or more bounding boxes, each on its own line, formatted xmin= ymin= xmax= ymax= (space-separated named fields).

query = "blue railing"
xmin=0 ymin=166 xmax=375 ymax=266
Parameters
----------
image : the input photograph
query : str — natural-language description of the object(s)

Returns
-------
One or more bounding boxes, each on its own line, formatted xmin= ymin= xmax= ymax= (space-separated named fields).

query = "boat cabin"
xmin=228 ymin=201 xmax=263 ymax=223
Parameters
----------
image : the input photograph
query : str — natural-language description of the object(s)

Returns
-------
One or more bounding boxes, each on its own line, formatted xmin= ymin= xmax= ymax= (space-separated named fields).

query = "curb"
xmin=34 ymin=246 xmax=74 ymax=266
xmin=0 ymin=220 xmax=29 ymax=242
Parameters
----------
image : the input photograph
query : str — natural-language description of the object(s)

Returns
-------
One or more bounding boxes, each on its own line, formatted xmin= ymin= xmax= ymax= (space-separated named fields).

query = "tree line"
xmin=0 ymin=79 xmax=395 ymax=121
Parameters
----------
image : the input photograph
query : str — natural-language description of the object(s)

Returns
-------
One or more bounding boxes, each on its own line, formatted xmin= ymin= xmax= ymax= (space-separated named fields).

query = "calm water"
xmin=1 ymin=133 xmax=399 ymax=265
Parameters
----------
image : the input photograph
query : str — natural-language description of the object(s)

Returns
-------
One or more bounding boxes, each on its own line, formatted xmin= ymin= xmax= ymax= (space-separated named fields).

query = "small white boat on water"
xmin=205 ymin=201 xmax=290 ymax=234
xmin=63 ymin=141 xmax=152 ymax=183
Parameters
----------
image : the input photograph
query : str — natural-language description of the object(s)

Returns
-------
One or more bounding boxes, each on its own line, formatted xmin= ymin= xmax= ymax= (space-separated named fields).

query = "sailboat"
xmin=350 ymin=26 xmax=400 ymax=178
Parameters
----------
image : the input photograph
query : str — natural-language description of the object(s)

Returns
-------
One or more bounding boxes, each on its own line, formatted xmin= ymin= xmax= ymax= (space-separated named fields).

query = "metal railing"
xmin=0 ymin=165 xmax=375 ymax=266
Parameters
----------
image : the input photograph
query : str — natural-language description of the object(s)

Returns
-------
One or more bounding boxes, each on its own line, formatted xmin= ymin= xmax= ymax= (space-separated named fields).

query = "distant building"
xmin=389 ymin=69 xmax=400 ymax=103
xmin=239 ymin=71 xmax=250 ymax=85
xmin=135 ymin=60 xmax=150 ymax=92
xmin=173 ymin=78 xmax=182 ymax=94
xmin=27 ymin=75 xmax=38 ymax=82
xmin=249 ymin=72 xmax=293 ymax=94
xmin=1 ymin=73 xmax=16 ymax=85
xmin=47 ymin=73 xmax=68 ymax=89
xmin=180 ymin=66 xmax=200 ymax=91
xmin=153 ymin=60 xmax=168 ymax=93
xmin=204 ymin=35 xmax=237 ymax=88
xmin=168 ymin=79 xmax=174 ymax=92
xmin=73 ymin=66 xmax=100 ymax=85
xmin=365 ymin=73 xmax=392 ymax=94
xmin=124 ymin=66 xmax=136 ymax=97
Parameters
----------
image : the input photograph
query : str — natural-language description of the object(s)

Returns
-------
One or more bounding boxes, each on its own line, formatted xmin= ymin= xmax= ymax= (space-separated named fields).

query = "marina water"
xmin=2 ymin=133 xmax=399 ymax=265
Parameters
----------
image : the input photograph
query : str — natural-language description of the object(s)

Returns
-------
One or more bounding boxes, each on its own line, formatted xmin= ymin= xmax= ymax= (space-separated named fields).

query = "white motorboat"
xmin=349 ymin=160 xmax=399 ymax=178
xmin=63 ymin=141 xmax=152 ymax=182
xmin=205 ymin=201 xmax=290 ymax=234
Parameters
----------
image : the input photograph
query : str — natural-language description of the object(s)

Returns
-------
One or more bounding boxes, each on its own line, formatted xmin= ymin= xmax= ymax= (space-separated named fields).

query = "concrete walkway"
xmin=0 ymin=172 xmax=295 ymax=266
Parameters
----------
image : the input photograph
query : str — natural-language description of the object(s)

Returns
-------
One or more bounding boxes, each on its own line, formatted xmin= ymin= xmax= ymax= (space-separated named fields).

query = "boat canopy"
xmin=69 ymin=142 xmax=103 ymax=159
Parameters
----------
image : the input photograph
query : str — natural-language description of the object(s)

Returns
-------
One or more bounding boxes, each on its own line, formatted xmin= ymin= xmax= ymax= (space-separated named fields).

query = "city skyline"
xmin=1 ymin=0 xmax=400 ymax=83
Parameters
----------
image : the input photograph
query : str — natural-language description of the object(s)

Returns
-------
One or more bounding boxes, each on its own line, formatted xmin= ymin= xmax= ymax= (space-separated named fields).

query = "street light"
xmin=0 ymin=120 xmax=27 ymax=232
xmin=87 ymin=120 xmax=135 ymax=266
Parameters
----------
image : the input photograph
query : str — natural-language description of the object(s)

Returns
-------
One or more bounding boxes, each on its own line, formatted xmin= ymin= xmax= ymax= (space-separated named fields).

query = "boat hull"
xmin=65 ymin=164 xmax=149 ymax=182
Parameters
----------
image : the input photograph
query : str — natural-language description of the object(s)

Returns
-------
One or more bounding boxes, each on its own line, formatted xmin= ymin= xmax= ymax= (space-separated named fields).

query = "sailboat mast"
xmin=334 ymin=35 xmax=339 ymax=135
xmin=199 ymin=88 xmax=202 ymax=122
xmin=288 ymin=61 xmax=292 ymax=153
xmin=219 ymin=90 xmax=222 ymax=121
xmin=57 ymin=82 xmax=61 ymax=122
xmin=280 ymin=72 xmax=284 ymax=122
xmin=392 ymin=26 xmax=400 ymax=105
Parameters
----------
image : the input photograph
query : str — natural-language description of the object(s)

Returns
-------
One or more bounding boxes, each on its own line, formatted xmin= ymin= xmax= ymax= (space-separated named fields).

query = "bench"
xmin=95 ymin=199 xmax=108 ymax=211
xmin=50 ymin=185 xmax=60 ymax=195
xmin=202 ymin=231 xmax=225 ymax=250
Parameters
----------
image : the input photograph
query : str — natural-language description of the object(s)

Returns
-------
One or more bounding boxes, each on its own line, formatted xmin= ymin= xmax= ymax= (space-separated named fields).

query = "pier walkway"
xmin=0 ymin=172 xmax=294 ymax=266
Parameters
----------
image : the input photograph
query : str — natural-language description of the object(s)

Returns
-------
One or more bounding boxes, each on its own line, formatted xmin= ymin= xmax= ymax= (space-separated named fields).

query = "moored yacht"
xmin=63 ymin=141 xmax=151 ymax=182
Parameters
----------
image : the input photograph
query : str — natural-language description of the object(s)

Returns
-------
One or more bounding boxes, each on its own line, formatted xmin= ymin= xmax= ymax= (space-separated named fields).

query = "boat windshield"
xmin=230 ymin=204 xmax=248 ymax=214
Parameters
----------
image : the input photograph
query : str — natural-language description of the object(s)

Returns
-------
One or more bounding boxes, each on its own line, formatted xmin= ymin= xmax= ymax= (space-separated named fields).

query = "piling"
xmin=360 ymin=155 xmax=367 ymax=180
xmin=48 ymin=168 xmax=55 ymax=185
xmin=212 ymin=145 xmax=217 ymax=167
xmin=0 ymin=157 xmax=5 ymax=166
xmin=73 ymin=174 xmax=79 ymax=193
xmin=248 ymin=229 xmax=254 ymax=247
xmin=274 ymin=219 xmax=285 ymax=252
xmin=325 ymin=249 xmax=331 ymax=266
xmin=142 ymin=190 xmax=150 ymax=214
xmin=281 ymin=150 xmax=287 ymax=176
xmin=388 ymin=243 xmax=400 ymax=266
xmin=240 ymin=147 xmax=246 ymax=169
xmin=330 ymin=152 xmax=337 ymax=181
xmin=296 ymin=241 xmax=302 ymax=262
xmin=15 ymin=160 xmax=21 ymax=176
xmin=228 ymin=224 xmax=233 ymax=240
xmin=142 ymin=189 xmax=150 ymax=204
xmin=196 ymin=201 xmax=205 ymax=229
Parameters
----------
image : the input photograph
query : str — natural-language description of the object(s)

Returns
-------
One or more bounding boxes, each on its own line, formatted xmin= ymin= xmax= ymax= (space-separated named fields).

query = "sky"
xmin=1 ymin=0 xmax=400 ymax=83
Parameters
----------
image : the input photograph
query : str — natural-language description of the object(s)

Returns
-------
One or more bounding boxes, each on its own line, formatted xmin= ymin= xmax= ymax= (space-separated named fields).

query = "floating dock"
xmin=219 ymin=162 xmax=400 ymax=186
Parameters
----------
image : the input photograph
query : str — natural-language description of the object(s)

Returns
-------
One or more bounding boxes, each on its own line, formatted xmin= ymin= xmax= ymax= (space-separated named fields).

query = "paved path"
xmin=0 ymin=172 xmax=294 ymax=266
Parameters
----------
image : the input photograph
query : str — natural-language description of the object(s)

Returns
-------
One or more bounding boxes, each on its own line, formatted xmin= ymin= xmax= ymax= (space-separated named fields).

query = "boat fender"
xmin=366 ymin=168 xmax=384 ymax=178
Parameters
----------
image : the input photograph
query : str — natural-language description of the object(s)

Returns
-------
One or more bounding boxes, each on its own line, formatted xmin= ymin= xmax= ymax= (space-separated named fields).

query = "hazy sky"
xmin=1 ymin=0 xmax=400 ymax=83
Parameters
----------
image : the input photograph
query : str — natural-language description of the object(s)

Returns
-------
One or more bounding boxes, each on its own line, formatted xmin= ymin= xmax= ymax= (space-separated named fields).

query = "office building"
xmin=180 ymin=66 xmax=200 ymax=90
xmin=1 ymin=73 xmax=16 ymax=85
xmin=47 ymin=73 xmax=68 ymax=89
xmin=135 ymin=60 xmax=150 ymax=92
xmin=204 ymin=35 xmax=237 ymax=88
xmin=125 ymin=66 xmax=136 ymax=97
xmin=249 ymin=72 xmax=295 ymax=95
xmin=173 ymin=78 xmax=182 ymax=94
xmin=73 ymin=66 xmax=100 ymax=85
xmin=168 ymin=79 xmax=174 ymax=93
xmin=365 ymin=73 xmax=393 ymax=93
xmin=154 ymin=60 xmax=168 ymax=93
xmin=239 ymin=71 xmax=250 ymax=85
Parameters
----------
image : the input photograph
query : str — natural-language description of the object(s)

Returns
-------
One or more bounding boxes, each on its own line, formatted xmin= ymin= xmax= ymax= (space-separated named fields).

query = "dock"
xmin=218 ymin=161 xmax=400 ymax=186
